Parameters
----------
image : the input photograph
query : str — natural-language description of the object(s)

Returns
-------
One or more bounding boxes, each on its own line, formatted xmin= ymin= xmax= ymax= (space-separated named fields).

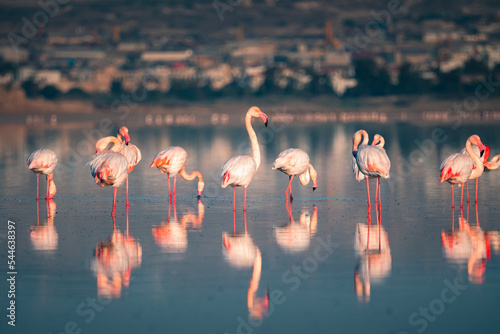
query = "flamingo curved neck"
xmin=353 ymin=130 xmax=369 ymax=152
xmin=466 ymin=139 xmax=483 ymax=168
xmin=179 ymin=167 xmax=203 ymax=182
xmin=98 ymin=137 xmax=122 ymax=153
xmin=246 ymin=112 xmax=261 ymax=170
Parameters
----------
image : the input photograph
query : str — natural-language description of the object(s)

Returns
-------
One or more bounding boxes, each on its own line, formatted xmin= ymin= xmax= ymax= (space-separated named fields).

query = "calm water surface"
xmin=1 ymin=119 xmax=500 ymax=334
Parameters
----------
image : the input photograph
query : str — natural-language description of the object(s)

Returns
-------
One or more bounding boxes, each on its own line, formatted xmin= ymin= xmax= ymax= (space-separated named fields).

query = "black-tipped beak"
xmin=480 ymin=149 xmax=485 ymax=158
xmin=312 ymin=187 xmax=317 ymax=191
xmin=265 ymin=120 xmax=268 ymax=127
xmin=126 ymin=142 xmax=129 ymax=146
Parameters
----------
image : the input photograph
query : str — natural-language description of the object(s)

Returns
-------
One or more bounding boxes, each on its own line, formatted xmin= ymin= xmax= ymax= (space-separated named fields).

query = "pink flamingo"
xmin=221 ymin=106 xmax=268 ymax=211
xmin=272 ymin=148 xmax=317 ymax=202
xmin=27 ymin=149 xmax=58 ymax=200
xmin=460 ymin=144 xmax=489 ymax=204
xmin=96 ymin=127 xmax=141 ymax=206
xmin=352 ymin=130 xmax=391 ymax=211
xmin=440 ymin=135 xmax=485 ymax=209
xmin=150 ymin=146 xmax=204 ymax=199
xmin=90 ymin=139 xmax=129 ymax=216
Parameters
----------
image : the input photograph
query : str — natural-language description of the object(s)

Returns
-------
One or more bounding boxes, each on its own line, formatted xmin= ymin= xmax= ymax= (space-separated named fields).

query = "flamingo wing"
xmin=90 ymin=152 xmax=128 ymax=187
xmin=272 ymin=148 xmax=309 ymax=175
xmin=221 ymin=155 xmax=257 ymax=188
xmin=356 ymin=146 xmax=390 ymax=178
xmin=121 ymin=144 xmax=142 ymax=173
xmin=150 ymin=146 xmax=187 ymax=175
xmin=27 ymin=149 xmax=58 ymax=175
xmin=439 ymin=153 xmax=473 ymax=184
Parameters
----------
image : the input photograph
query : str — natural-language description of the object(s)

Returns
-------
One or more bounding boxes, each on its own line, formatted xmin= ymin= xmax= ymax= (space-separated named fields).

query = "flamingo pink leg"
xmin=377 ymin=178 xmax=381 ymax=212
xmin=285 ymin=175 xmax=294 ymax=200
xmin=475 ymin=178 xmax=479 ymax=204
xmin=367 ymin=211 xmax=371 ymax=250
xmin=36 ymin=174 xmax=39 ymax=201
xmin=173 ymin=174 xmax=177 ymax=198
xmin=112 ymin=187 xmax=117 ymax=216
xmin=233 ymin=187 xmax=236 ymax=212
xmin=365 ymin=178 xmax=371 ymax=210
xmin=289 ymin=175 xmax=294 ymax=202
xmin=46 ymin=175 xmax=49 ymax=199
xmin=126 ymin=176 xmax=130 ymax=207
xmin=244 ymin=187 xmax=247 ymax=212
xmin=167 ymin=173 xmax=171 ymax=198
xmin=466 ymin=181 xmax=469 ymax=204
xmin=451 ymin=185 xmax=455 ymax=209
xmin=460 ymin=184 xmax=464 ymax=209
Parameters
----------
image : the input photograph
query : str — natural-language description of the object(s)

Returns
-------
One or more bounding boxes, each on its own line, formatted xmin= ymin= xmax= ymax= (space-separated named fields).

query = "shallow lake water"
xmin=1 ymin=118 xmax=500 ymax=334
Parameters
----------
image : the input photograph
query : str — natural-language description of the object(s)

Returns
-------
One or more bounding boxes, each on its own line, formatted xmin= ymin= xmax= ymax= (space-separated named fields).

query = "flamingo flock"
xmin=27 ymin=106 xmax=499 ymax=218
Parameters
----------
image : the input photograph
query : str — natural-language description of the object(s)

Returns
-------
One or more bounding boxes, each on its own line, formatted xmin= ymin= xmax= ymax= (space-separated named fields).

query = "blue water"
xmin=1 ymin=120 xmax=500 ymax=334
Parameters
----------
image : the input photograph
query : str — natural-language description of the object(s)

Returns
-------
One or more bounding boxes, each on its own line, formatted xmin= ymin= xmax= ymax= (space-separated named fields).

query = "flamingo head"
xmin=118 ymin=126 xmax=131 ymax=145
xmin=484 ymin=154 xmax=500 ymax=171
xmin=249 ymin=106 xmax=268 ymax=127
xmin=197 ymin=180 xmax=205 ymax=198
xmin=310 ymin=165 xmax=318 ymax=191
xmin=468 ymin=135 xmax=485 ymax=152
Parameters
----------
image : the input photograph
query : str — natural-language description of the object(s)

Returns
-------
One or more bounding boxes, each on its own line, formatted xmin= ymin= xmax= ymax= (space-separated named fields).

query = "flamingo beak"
xmin=312 ymin=180 xmax=317 ymax=191
xmin=259 ymin=111 xmax=268 ymax=127
xmin=124 ymin=133 xmax=131 ymax=145
xmin=477 ymin=141 xmax=486 ymax=152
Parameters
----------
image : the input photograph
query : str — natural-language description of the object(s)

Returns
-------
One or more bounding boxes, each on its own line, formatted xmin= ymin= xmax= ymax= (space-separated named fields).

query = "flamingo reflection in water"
xmin=30 ymin=199 xmax=58 ymax=252
xmin=354 ymin=207 xmax=392 ymax=303
xmin=92 ymin=208 xmax=142 ymax=298
xmin=274 ymin=201 xmax=318 ymax=254
xmin=222 ymin=211 xmax=269 ymax=320
xmin=151 ymin=198 xmax=205 ymax=254
xmin=441 ymin=205 xmax=498 ymax=284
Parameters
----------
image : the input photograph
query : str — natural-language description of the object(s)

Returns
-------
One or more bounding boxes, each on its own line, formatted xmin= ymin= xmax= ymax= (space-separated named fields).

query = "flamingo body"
xmin=27 ymin=149 xmax=58 ymax=175
xmin=150 ymin=146 xmax=187 ymax=176
xmin=90 ymin=152 xmax=128 ymax=188
xmin=221 ymin=155 xmax=257 ymax=188
xmin=440 ymin=153 xmax=474 ymax=185
xmin=272 ymin=148 xmax=309 ymax=176
xmin=355 ymin=145 xmax=390 ymax=179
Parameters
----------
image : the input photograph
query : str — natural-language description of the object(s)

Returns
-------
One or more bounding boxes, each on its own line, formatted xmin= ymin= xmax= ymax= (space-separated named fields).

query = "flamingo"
xmin=272 ymin=148 xmax=317 ymax=202
xmin=90 ymin=138 xmax=129 ymax=216
xmin=352 ymin=130 xmax=391 ymax=211
xmin=460 ymin=144 xmax=489 ymax=204
xmin=221 ymin=106 xmax=268 ymax=211
xmin=96 ymin=127 xmax=142 ymax=206
xmin=27 ymin=148 xmax=58 ymax=200
xmin=150 ymin=146 xmax=204 ymax=199
xmin=440 ymin=135 xmax=485 ymax=209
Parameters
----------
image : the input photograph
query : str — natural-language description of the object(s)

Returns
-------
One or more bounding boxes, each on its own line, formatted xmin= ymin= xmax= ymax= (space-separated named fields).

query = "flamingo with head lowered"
xmin=440 ymin=135 xmax=486 ymax=209
xmin=352 ymin=130 xmax=391 ymax=211
xmin=27 ymin=149 xmax=58 ymax=200
xmin=272 ymin=148 xmax=317 ymax=202
xmin=90 ymin=138 xmax=129 ymax=216
xmin=221 ymin=106 xmax=268 ymax=211
xmin=150 ymin=146 xmax=204 ymax=199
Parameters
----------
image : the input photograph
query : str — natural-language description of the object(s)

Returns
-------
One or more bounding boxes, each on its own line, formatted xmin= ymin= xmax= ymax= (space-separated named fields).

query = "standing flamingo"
xmin=352 ymin=130 xmax=391 ymax=211
xmin=221 ymin=106 xmax=268 ymax=211
xmin=272 ymin=148 xmax=317 ymax=202
xmin=460 ymin=144 xmax=489 ymax=204
xmin=27 ymin=149 xmax=58 ymax=200
xmin=440 ymin=135 xmax=485 ymax=209
xmin=96 ymin=127 xmax=141 ymax=206
xmin=150 ymin=146 xmax=204 ymax=198
xmin=90 ymin=139 xmax=129 ymax=216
